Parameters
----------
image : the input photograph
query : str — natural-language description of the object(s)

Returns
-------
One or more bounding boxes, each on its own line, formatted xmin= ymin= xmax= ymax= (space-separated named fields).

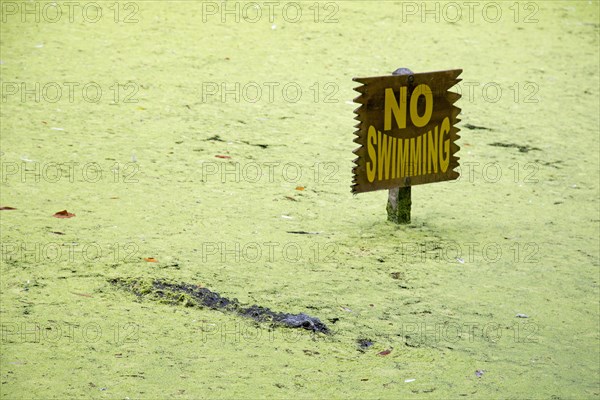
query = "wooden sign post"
xmin=351 ymin=68 xmax=462 ymax=224
xmin=387 ymin=68 xmax=414 ymax=224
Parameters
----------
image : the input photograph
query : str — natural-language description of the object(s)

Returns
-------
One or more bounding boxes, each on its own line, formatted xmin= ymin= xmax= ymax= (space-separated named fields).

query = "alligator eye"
xmin=302 ymin=321 xmax=313 ymax=329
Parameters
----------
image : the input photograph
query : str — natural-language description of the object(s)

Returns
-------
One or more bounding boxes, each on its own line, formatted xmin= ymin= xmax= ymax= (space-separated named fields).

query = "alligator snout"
xmin=279 ymin=313 xmax=329 ymax=334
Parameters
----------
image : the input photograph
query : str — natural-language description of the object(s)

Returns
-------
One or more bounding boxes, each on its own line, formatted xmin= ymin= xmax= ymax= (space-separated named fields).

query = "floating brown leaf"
xmin=295 ymin=186 xmax=305 ymax=191
xmin=215 ymin=155 xmax=231 ymax=159
xmin=378 ymin=349 xmax=392 ymax=356
xmin=0 ymin=206 xmax=17 ymax=210
xmin=53 ymin=210 xmax=75 ymax=218
xmin=144 ymin=257 xmax=158 ymax=262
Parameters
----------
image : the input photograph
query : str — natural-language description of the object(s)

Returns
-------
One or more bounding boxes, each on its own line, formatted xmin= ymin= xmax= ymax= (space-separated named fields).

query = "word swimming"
xmin=365 ymin=117 xmax=451 ymax=182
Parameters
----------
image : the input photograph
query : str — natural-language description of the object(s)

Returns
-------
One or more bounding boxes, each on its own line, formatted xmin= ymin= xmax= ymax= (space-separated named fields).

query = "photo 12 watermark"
xmin=200 ymin=161 xmax=340 ymax=185
xmin=1 ymin=321 xmax=140 ymax=345
xmin=1 ymin=1 xmax=140 ymax=24
xmin=1 ymin=82 xmax=140 ymax=104
xmin=397 ymin=320 xmax=539 ymax=345
xmin=453 ymin=81 xmax=539 ymax=104
xmin=453 ymin=161 xmax=540 ymax=184
xmin=200 ymin=81 xmax=339 ymax=104
xmin=199 ymin=240 xmax=338 ymax=264
xmin=399 ymin=240 xmax=540 ymax=264
xmin=201 ymin=1 xmax=339 ymax=24
xmin=398 ymin=2 xmax=539 ymax=24
xmin=400 ymin=80 xmax=540 ymax=104
xmin=198 ymin=320 xmax=318 ymax=344
xmin=1 ymin=161 xmax=140 ymax=184
xmin=1 ymin=241 xmax=140 ymax=264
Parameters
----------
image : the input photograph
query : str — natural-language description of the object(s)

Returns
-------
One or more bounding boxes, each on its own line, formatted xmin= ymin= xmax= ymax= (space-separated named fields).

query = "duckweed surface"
xmin=1 ymin=1 xmax=599 ymax=398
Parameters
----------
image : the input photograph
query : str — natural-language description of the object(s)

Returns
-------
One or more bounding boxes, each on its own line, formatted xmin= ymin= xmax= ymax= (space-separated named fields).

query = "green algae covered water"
xmin=1 ymin=1 xmax=599 ymax=398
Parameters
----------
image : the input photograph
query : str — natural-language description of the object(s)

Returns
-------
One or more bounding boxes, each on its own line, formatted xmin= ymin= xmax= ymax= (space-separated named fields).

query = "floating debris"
xmin=53 ymin=210 xmax=75 ymax=218
xmin=241 ymin=140 xmax=268 ymax=149
xmin=390 ymin=272 xmax=403 ymax=280
xmin=464 ymin=123 xmax=491 ymax=130
xmin=515 ymin=313 xmax=529 ymax=318
xmin=489 ymin=142 xmax=541 ymax=153
xmin=357 ymin=338 xmax=373 ymax=351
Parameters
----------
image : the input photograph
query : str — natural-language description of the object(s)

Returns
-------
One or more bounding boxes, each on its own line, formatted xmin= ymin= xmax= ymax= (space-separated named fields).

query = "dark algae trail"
xmin=110 ymin=278 xmax=330 ymax=334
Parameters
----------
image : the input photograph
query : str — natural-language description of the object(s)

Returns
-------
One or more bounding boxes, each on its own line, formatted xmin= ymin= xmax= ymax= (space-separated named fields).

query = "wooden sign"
xmin=351 ymin=69 xmax=462 ymax=194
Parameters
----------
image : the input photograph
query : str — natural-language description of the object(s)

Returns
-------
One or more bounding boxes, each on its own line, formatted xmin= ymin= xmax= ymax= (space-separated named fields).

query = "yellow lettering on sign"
xmin=396 ymin=137 xmax=409 ymax=179
xmin=384 ymin=87 xmax=407 ymax=131
xmin=377 ymin=130 xmax=393 ymax=181
xmin=422 ymin=133 xmax=427 ymax=175
xmin=366 ymin=117 xmax=453 ymax=183
xmin=439 ymin=117 xmax=451 ymax=172
xmin=410 ymin=84 xmax=433 ymax=128
xmin=391 ymin=137 xmax=397 ymax=179
xmin=427 ymin=126 xmax=438 ymax=174
xmin=409 ymin=135 xmax=421 ymax=176
xmin=366 ymin=125 xmax=377 ymax=182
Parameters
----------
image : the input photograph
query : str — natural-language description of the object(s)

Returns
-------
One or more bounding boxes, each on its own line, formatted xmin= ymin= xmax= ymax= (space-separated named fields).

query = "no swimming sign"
xmin=351 ymin=69 xmax=462 ymax=194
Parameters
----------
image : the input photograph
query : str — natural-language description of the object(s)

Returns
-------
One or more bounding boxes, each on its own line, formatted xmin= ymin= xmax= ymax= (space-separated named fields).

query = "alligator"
xmin=110 ymin=278 xmax=329 ymax=334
